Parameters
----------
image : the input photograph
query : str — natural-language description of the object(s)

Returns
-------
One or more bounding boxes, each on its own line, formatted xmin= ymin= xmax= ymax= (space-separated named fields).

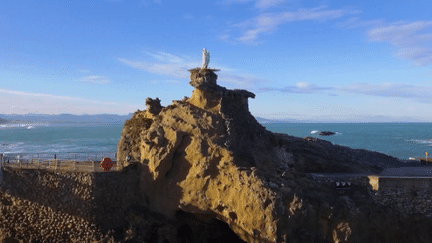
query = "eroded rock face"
xmin=116 ymin=68 xmax=432 ymax=243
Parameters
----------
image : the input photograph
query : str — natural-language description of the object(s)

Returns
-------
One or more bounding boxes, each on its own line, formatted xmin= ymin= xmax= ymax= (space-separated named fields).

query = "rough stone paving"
xmin=2 ymin=59 xmax=432 ymax=242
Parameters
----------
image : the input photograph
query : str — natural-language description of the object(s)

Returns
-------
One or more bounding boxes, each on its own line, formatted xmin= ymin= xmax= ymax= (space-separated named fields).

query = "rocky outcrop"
xmin=114 ymin=62 xmax=432 ymax=243
xmin=319 ymin=131 xmax=335 ymax=136
xmin=0 ymin=118 xmax=8 ymax=124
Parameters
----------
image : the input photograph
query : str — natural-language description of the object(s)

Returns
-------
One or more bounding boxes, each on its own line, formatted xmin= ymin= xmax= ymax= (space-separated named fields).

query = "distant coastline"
xmin=0 ymin=113 xmax=133 ymax=124
xmin=0 ymin=118 xmax=9 ymax=124
xmin=0 ymin=114 xmax=430 ymax=124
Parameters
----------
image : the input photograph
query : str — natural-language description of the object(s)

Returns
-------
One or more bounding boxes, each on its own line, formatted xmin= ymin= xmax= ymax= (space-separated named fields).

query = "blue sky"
xmin=1 ymin=0 xmax=432 ymax=122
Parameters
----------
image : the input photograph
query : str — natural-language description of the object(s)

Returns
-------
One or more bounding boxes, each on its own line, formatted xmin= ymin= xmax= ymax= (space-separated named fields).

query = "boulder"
xmin=116 ymin=60 xmax=429 ymax=242
xmin=319 ymin=131 xmax=336 ymax=136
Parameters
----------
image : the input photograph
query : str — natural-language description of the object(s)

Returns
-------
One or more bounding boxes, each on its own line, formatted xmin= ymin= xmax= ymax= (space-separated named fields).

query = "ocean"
xmin=0 ymin=121 xmax=431 ymax=161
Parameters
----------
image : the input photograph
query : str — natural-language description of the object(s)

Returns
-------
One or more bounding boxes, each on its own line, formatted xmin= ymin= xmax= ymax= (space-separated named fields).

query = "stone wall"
xmin=0 ymin=164 xmax=146 ymax=242
xmin=379 ymin=177 xmax=432 ymax=190
xmin=307 ymin=173 xmax=432 ymax=218
xmin=372 ymin=177 xmax=432 ymax=218
xmin=372 ymin=187 xmax=432 ymax=218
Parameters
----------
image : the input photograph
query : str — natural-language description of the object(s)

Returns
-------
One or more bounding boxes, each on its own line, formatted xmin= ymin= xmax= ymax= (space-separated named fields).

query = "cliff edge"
xmin=116 ymin=54 xmax=432 ymax=242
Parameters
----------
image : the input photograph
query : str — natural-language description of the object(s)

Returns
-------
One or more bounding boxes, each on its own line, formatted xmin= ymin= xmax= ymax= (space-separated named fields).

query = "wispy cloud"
xmin=259 ymin=81 xmax=432 ymax=104
xmin=218 ymin=0 xmax=254 ymax=6
xmin=118 ymin=51 xmax=268 ymax=88
xmin=335 ymin=16 xmax=383 ymax=29
xmin=224 ymin=5 xmax=360 ymax=44
xmin=259 ymin=82 xmax=333 ymax=94
xmin=78 ymin=69 xmax=91 ymax=73
xmin=79 ymin=76 xmax=110 ymax=84
xmin=118 ymin=58 xmax=191 ymax=79
xmin=366 ymin=21 xmax=432 ymax=66
xmin=137 ymin=0 xmax=162 ymax=8
xmin=143 ymin=51 xmax=186 ymax=64
xmin=0 ymin=89 xmax=139 ymax=115
xmin=0 ymin=89 xmax=115 ymax=103
xmin=219 ymin=0 xmax=291 ymax=10
xmin=339 ymin=83 xmax=432 ymax=103
xmin=255 ymin=0 xmax=286 ymax=9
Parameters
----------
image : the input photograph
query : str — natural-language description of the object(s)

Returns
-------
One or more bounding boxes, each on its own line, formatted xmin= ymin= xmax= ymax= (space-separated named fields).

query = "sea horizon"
xmin=0 ymin=120 xmax=431 ymax=162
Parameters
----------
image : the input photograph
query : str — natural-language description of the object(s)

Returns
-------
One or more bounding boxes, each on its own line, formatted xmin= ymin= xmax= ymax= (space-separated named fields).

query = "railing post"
xmin=93 ymin=160 xmax=95 ymax=172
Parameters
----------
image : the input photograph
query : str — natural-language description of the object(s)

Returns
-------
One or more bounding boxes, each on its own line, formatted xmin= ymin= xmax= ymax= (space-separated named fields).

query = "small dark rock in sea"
xmin=318 ymin=131 xmax=335 ymax=136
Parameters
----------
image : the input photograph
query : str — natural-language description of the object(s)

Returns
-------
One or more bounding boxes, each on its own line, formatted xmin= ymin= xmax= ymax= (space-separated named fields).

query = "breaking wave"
xmin=0 ymin=123 xmax=50 ymax=129
xmin=409 ymin=139 xmax=432 ymax=145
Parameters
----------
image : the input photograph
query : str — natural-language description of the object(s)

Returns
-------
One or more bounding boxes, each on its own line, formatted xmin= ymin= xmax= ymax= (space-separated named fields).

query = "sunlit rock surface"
xmin=116 ymin=67 xmax=432 ymax=242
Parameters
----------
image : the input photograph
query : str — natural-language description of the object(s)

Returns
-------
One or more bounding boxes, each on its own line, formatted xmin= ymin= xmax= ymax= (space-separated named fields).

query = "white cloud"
xmin=335 ymin=16 xmax=383 ymax=29
xmin=367 ymin=21 xmax=432 ymax=66
xmin=258 ymin=81 xmax=432 ymax=104
xmin=118 ymin=58 xmax=191 ymax=79
xmin=118 ymin=51 xmax=268 ymax=89
xmin=230 ymin=5 xmax=360 ymax=44
xmin=143 ymin=51 xmax=185 ymax=64
xmin=219 ymin=0 xmax=291 ymax=9
xmin=255 ymin=0 xmax=282 ymax=9
xmin=79 ymin=76 xmax=110 ymax=84
xmin=219 ymin=34 xmax=230 ymax=41
xmin=218 ymin=73 xmax=266 ymax=88
xmin=0 ymin=89 xmax=139 ymax=115
xmin=259 ymin=82 xmax=333 ymax=94
xmin=218 ymin=0 xmax=255 ymax=6
xmin=78 ymin=69 xmax=91 ymax=73
xmin=339 ymin=83 xmax=432 ymax=103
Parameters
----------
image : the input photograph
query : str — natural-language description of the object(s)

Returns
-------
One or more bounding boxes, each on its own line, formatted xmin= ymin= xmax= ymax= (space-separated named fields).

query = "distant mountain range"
xmin=0 ymin=114 xmax=429 ymax=124
xmin=254 ymin=117 xmax=310 ymax=123
xmin=0 ymin=118 xmax=9 ymax=124
xmin=0 ymin=114 xmax=296 ymax=124
xmin=0 ymin=113 xmax=134 ymax=123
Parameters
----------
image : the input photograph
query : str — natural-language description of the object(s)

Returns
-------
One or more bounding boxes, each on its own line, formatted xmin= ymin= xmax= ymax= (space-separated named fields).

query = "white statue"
xmin=202 ymin=48 xmax=210 ymax=69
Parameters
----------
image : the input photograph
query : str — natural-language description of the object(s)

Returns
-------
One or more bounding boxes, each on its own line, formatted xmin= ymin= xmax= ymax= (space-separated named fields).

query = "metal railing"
xmin=0 ymin=152 xmax=122 ymax=172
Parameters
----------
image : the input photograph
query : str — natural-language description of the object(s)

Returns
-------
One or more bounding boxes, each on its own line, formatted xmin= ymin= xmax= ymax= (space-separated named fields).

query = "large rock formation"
xmin=116 ymin=64 xmax=432 ymax=242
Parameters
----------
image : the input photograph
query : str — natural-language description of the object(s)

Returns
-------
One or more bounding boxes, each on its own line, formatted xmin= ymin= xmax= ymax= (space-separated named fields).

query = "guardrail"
xmin=0 ymin=152 xmax=122 ymax=172
xmin=1 ymin=151 xmax=115 ymax=161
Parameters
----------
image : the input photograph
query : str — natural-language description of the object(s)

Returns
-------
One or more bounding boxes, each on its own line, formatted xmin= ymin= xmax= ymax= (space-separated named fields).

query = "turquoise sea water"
xmin=262 ymin=123 xmax=432 ymax=160
xmin=0 ymin=122 xmax=431 ymax=160
xmin=0 ymin=122 xmax=123 ymax=160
